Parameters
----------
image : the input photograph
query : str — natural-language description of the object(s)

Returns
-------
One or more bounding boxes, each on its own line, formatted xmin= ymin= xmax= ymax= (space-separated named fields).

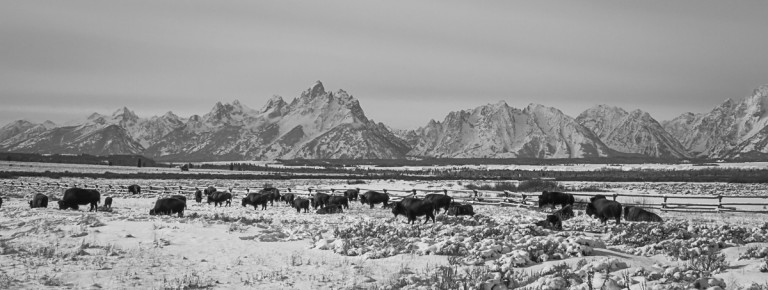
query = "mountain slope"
xmin=407 ymin=102 xmax=612 ymax=158
xmin=663 ymin=85 xmax=768 ymax=158
xmin=576 ymin=105 xmax=690 ymax=158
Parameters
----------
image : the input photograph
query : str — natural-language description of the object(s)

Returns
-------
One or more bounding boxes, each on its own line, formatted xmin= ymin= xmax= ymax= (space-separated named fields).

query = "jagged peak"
xmin=262 ymin=95 xmax=287 ymax=113
xmin=111 ymin=106 xmax=139 ymax=122
xmin=42 ymin=120 xmax=56 ymax=128
xmin=753 ymin=84 xmax=768 ymax=98
xmin=87 ymin=112 xmax=104 ymax=120
xmin=301 ymin=80 xmax=326 ymax=99
xmin=162 ymin=111 xmax=179 ymax=119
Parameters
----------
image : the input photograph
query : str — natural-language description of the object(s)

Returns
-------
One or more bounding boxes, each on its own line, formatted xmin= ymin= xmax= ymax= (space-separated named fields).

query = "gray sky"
xmin=2 ymin=1 xmax=768 ymax=129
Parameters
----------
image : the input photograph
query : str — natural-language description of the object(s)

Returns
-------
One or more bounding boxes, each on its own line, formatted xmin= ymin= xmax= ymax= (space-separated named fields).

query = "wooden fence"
xmin=2 ymin=180 xmax=768 ymax=214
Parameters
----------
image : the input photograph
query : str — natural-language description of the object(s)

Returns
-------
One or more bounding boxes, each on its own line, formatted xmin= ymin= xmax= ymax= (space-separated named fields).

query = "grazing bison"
xmin=259 ymin=188 xmax=280 ymax=206
xmin=446 ymin=202 xmax=474 ymax=216
xmin=586 ymin=195 xmax=622 ymax=225
xmin=391 ymin=197 xmax=436 ymax=224
xmin=316 ymin=204 xmax=343 ymax=214
xmin=242 ymin=192 xmax=270 ymax=210
xmin=292 ymin=198 xmax=310 ymax=213
xmin=280 ymin=193 xmax=295 ymax=205
xmin=623 ymin=206 xmax=663 ymax=223
xmin=328 ymin=196 xmax=349 ymax=209
xmin=360 ymin=191 xmax=389 ymax=209
xmin=203 ymin=186 xmax=217 ymax=196
xmin=128 ymin=184 xmax=141 ymax=195
xmin=170 ymin=195 xmax=187 ymax=203
xmin=343 ymin=189 xmax=360 ymax=201
xmin=551 ymin=205 xmax=574 ymax=221
xmin=104 ymin=196 xmax=113 ymax=209
xmin=194 ymin=190 xmax=203 ymax=203
xmin=207 ymin=191 xmax=232 ymax=207
xmin=538 ymin=191 xmax=574 ymax=209
xmin=149 ymin=198 xmax=186 ymax=217
xmin=29 ymin=193 xmax=49 ymax=208
xmin=310 ymin=192 xmax=331 ymax=209
xmin=58 ymin=188 xmax=101 ymax=211
xmin=535 ymin=214 xmax=563 ymax=230
xmin=423 ymin=194 xmax=452 ymax=214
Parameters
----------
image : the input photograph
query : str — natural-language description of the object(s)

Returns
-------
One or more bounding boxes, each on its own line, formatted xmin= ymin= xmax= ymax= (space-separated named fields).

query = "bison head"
xmin=57 ymin=200 xmax=67 ymax=210
xmin=390 ymin=202 xmax=405 ymax=217
xmin=585 ymin=203 xmax=596 ymax=217
xmin=149 ymin=209 xmax=156 ymax=215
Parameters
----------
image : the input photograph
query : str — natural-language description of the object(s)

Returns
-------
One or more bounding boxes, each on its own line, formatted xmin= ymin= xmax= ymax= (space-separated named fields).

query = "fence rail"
xmin=2 ymin=180 xmax=768 ymax=214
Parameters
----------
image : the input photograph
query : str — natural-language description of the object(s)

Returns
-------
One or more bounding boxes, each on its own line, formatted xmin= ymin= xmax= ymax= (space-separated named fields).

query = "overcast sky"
xmin=2 ymin=1 xmax=768 ymax=129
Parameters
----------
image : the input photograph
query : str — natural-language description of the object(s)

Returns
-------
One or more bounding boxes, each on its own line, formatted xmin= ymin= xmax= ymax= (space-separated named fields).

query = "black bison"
xmin=538 ymin=191 xmax=574 ymax=209
xmin=259 ymin=188 xmax=280 ymax=206
xmin=535 ymin=214 xmax=563 ymax=230
xmin=104 ymin=196 xmax=113 ymax=209
xmin=446 ymin=202 xmax=474 ymax=216
xmin=29 ymin=193 xmax=49 ymax=208
xmin=292 ymin=198 xmax=310 ymax=213
xmin=328 ymin=196 xmax=349 ymax=209
xmin=423 ymin=194 xmax=452 ymax=214
xmin=242 ymin=192 xmax=270 ymax=210
xmin=194 ymin=190 xmax=203 ymax=203
xmin=280 ymin=193 xmax=295 ymax=205
xmin=360 ymin=191 xmax=389 ymax=209
xmin=586 ymin=195 xmax=622 ymax=225
xmin=203 ymin=186 xmax=217 ymax=196
xmin=310 ymin=192 xmax=330 ymax=209
xmin=316 ymin=204 xmax=344 ymax=214
xmin=170 ymin=195 xmax=187 ymax=203
xmin=128 ymin=184 xmax=141 ymax=195
xmin=343 ymin=189 xmax=360 ymax=201
xmin=149 ymin=198 xmax=186 ymax=217
xmin=58 ymin=188 xmax=101 ymax=211
xmin=623 ymin=206 xmax=663 ymax=223
xmin=207 ymin=191 xmax=232 ymax=207
xmin=391 ymin=197 xmax=436 ymax=224
xmin=551 ymin=205 xmax=574 ymax=221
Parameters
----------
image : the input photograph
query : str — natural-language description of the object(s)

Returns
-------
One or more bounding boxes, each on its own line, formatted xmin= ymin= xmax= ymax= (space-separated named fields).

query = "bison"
xmin=423 ymin=194 xmax=452 ymax=214
xmin=343 ymin=189 xmax=360 ymax=201
xmin=104 ymin=196 xmax=113 ymax=209
xmin=310 ymin=192 xmax=330 ymax=209
xmin=292 ymin=198 xmax=310 ymax=213
xmin=446 ymin=202 xmax=474 ymax=216
xmin=194 ymin=190 xmax=203 ymax=203
xmin=360 ymin=191 xmax=389 ymax=209
xmin=586 ymin=195 xmax=622 ymax=225
xmin=259 ymin=188 xmax=280 ymax=206
xmin=316 ymin=204 xmax=344 ymax=214
xmin=538 ymin=191 xmax=574 ymax=209
xmin=535 ymin=214 xmax=563 ymax=230
xmin=391 ymin=197 xmax=436 ymax=224
xmin=207 ymin=191 xmax=232 ymax=207
xmin=623 ymin=206 xmax=663 ymax=223
xmin=280 ymin=193 xmax=295 ymax=205
xmin=128 ymin=184 xmax=141 ymax=195
xmin=58 ymin=188 xmax=100 ymax=211
xmin=203 ymin=186 xmax=217 ymax=196
xmin=551 ymin=204 xmax=574 ymax=221
xmin=29 ymin=193 xmax=49 ymax=208
xmin=149 ymin=198 xmax=186 ymax=217
xmin=242 ymin=192 xmax=270 ymax=210
xmin=328 ymin=196 xmax=349 ymax=209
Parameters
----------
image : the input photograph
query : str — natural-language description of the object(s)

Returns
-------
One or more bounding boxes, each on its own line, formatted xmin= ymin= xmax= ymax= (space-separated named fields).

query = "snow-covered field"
xmin=1 ymin=177 xmax=768 ymax=289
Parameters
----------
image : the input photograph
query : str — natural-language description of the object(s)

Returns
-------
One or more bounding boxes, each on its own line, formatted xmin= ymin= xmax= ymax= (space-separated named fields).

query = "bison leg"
xmin=178 ymin=211 xmax=184 ymax=218
xmin=369 ymin=203 xmax=374 ymax=209
xmin=382 ymin=201 xmax=388 ymax=209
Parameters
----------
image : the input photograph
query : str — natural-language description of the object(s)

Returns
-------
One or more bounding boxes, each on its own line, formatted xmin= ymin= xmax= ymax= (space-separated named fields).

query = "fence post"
xmin=473 ymin=190 xmax=478 ymax=198
xmin=443 ymin=189 xmax=448 ymax=195
xmin=412 ymin=189 xmax=416 ymax=197
xmin=612 ymin=193 xmax=618 ymax=201
xmin=522 ymin=194 xmax=527 ymax=204
xmin=308 ymin=188 xmax=313 ymax=193
xmin=383 ymin=189 xmax=388 ymax=194
xmin=717 ymin=195 xmax=723 ymax=209
xmin=662 ymin=195 xmax=667 ymax=209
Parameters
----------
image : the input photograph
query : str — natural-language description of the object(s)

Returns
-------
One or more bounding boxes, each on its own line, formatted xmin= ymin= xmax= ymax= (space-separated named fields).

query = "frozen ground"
xmin=1 ymin=178 xmax=768 ymax=289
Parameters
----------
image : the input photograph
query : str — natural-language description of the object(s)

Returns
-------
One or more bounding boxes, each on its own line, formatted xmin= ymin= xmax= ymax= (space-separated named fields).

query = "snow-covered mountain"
xmin=577 ymin=105 xmax=690 ymax=158
xmin=406 ymin=102 xmax=613 ymax=158
xmin=143 ymin=81 xmax=410 ymax=161
xmin=663 ymin=85 xmax=768 ymax=159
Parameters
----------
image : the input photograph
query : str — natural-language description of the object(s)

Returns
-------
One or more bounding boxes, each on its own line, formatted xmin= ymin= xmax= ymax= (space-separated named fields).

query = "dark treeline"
xmin=1 ymin=152 xmax=156 ymax=167
xmin=2 ymin=167 xmax=768 ymax=183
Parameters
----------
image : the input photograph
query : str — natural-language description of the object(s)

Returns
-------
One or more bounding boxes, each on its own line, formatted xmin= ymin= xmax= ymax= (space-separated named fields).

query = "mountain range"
xmin=2 ymin=81 xmax=767 ymax=161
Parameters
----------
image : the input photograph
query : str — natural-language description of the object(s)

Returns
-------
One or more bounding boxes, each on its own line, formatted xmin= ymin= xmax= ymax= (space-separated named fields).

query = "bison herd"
xmin=11 ymin=184 xmax=663 ymax=229
xmin=535 ymin=191 xmax=663 ymax=231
